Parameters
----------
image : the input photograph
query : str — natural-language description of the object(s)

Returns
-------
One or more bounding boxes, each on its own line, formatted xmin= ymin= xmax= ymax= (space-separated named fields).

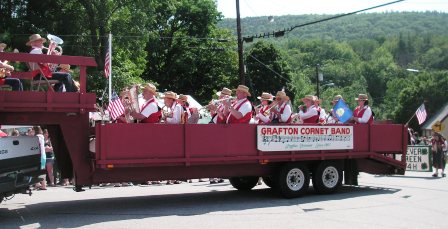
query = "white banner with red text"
xmin=257 ymin=125 xmax=354 ymax=151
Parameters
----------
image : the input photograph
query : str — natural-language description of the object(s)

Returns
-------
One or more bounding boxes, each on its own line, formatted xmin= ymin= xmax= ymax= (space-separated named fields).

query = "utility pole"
xmin=236 ymin=0 xmax=245 ymax=85
xmin=316 ymin=64 xmax=320 ymax=99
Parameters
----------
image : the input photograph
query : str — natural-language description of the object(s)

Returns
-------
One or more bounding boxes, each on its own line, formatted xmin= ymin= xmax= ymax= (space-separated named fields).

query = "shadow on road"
xmin=1 ymin=185 xmax=399 ymax=228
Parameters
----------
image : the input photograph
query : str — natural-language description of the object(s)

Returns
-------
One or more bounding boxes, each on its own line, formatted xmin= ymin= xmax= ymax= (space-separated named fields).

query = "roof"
xmin=422 ymin=102 xmax=448 ymax=130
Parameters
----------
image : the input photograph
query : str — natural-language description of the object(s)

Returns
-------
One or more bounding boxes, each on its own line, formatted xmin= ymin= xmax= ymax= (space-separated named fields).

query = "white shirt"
xmin=166 ymin=102 xmax=183 ymax=124
xmin=226 ymin=98 xmax=252 ymax=123
xmin=319 ymin=108 xmax=327 ymax=121
xmin=36 ymin=134 xmax=46 ymax=169
xmin=140 ymin=98 xmax=158 ymax=118
xmin=29 ymin=47 xmax=43 ymax=71
xmin=277 ymin=102 xmax=292 ymax=123
xmin=299 ymin=105 xmax=318 ymax=121
xmin=357 ymin=105 xmax=373 ymax=124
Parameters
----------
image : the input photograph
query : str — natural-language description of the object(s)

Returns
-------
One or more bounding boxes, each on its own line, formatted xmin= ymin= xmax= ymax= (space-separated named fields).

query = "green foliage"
xmin=245 ymin=41 xmax=291 ymax=102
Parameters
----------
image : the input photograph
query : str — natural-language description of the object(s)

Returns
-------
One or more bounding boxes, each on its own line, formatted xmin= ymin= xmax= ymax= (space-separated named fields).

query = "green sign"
xmin=406 ymin=146 xmax=432 ymax=172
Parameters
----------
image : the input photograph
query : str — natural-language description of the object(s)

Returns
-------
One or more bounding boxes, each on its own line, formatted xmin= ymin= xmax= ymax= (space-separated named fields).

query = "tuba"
xmin=44 ymin=34 xmax=64 ymax=71
xmin=121 ymin=85 xmax=141 ymax=123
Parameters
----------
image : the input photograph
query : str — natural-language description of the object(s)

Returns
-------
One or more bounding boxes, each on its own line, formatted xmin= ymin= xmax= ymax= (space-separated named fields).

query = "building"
xmin=422 ymin=102 xmax=448 ymax=138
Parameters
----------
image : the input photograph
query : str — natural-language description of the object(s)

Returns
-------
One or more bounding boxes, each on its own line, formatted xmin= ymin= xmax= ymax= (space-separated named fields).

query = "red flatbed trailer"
xmin=0 ymin=53 xmax=407 ymax=198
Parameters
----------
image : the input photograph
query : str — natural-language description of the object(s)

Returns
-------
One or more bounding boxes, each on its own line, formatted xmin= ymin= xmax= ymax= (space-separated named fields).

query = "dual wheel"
xmin=229 ymin=161 xmax=342 ymax=198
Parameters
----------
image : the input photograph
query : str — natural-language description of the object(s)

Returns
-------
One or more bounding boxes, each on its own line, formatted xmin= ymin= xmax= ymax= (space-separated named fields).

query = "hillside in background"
xmin=218 ymin=12 xmax=448 ymax=41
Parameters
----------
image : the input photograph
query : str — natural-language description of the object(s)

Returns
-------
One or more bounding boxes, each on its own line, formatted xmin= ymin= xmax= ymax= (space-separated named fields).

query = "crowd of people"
xmin=115 ymin=83 xmax=373 ymax=126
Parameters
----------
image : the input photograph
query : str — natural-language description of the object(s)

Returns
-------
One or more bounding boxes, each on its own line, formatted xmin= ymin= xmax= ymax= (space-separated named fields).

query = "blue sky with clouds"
xmin=217 ymin=0 xmax=448 ymax=18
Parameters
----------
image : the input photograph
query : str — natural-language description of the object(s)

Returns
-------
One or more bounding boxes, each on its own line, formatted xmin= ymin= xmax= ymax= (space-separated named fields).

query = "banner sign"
xmin=406 ymin=146 xmax=432 ymax=172
xmin=257 ymin=125 xmax=353 ymax=151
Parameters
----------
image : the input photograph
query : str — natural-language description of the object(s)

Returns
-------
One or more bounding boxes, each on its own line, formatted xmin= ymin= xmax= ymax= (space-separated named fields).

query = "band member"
xmin=0 ymin=43 xmax=23 ymax=91
xmin=313 ymin=96 xmax=327 ymax=124
xmin=298 ymin=95 xmax=319 ymax=124
xmin=224 ymin=85 xmax=252 ymax=124
xmin=161 ymin=91 xmax=183 ymax=124
xmin=326 ymin=95 xmax=343 ymax=124
xmin=178 ymin=94 xmax=199 ymax=124
xmin=271 ymin=91 xmax=292 ymax=123
xmin=255 ymin=92 xmax=274 ymax=124
xmin=212 ymin=87 xmax=232 ymax=124
xmin=26 ymin=34 xmax=76 ymax=92
xmin=116 ymin=89 xmax=132 ymax=123
xmin=129 ymin=83 xmax=161 ymax=123
xmin=352 ymin=94 xmax=373 ymax=124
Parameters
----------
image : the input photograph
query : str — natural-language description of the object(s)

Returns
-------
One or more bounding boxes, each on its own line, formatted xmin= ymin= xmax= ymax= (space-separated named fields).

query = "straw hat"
xmin=26 ymin=34 xmax=47 ymax=46
xmin=275 ymin=91 xmax=287 ymax=99
xmin=59 ymin=64 xmax=73 ymax=73
xmin=355 ymin=94 xmax=368 ymax=101
xmin=332 ymin=95 xmax=343 ymax=104
xmin=162 ymin=91 xmax=177 ymax=100
xmin=0 ymin=43 xmax=6 ymax=49
xmin=301 ymin=95 xmax=315 ymax=102
xmin=257 ymin=92 xmax=273 ymax=101
xmin=216 ymin=87 xmax=232 ymax=96
xmin=178 ymin=94 xmax=188 ymax=102
xmin=233 ymin=85 xmax=251 ymax=96
xmin=141 ymin=83 xmax=157 ymax=95
xmin=313 ymin=96 xmax=322 ymax=104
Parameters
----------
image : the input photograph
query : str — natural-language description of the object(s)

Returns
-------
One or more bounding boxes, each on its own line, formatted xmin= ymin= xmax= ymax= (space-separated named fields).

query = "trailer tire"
xmin=229 ymin=177 xmax=259 ymax=191
xmin=278 ymin=164 xmax=310 ymax=198
xmin=312 ymin=162 xmax=342 ymax=194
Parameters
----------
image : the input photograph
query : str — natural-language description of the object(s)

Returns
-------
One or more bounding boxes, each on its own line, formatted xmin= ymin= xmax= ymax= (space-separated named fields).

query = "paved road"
xmin=1 ymin=171 xmax=447 ymax=229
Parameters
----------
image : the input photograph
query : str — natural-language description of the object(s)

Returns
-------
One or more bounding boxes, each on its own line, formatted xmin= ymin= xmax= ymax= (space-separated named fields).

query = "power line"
xmin=249 ymin=54 xmax=289 ymax=82
xmin=243 ymin=0 xmax=406 ymax=42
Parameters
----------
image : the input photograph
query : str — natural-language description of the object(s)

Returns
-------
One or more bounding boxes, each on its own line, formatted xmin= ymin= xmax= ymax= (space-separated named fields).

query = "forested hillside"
xmin=219 ymin=12 xmax=448 ymax=130
xmin=218 ymin=12 xmax=448 ymax=41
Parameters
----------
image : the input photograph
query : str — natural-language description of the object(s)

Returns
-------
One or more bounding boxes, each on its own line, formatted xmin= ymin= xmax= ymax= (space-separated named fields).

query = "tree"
xmin=245 ymin=41 xmax=292 ymax=102
xmin=143 ymin=0 xmax=238 ymax=103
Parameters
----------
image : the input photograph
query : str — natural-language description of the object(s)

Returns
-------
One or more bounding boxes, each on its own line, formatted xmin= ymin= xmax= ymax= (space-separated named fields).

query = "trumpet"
xmin=263 ymin=101 xmax=278 ymax=116
xmin=211 ymin=96 xmax=235 ymax=105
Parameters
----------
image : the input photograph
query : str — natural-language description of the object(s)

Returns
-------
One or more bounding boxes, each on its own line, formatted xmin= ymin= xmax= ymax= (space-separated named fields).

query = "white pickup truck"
xmin=0 ymin=136 xmax=44 ymax=203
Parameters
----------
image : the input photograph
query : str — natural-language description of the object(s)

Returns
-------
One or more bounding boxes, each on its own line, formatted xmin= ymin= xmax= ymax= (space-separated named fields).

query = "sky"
xmin=217 ymin=0 xmax=448 ymax=18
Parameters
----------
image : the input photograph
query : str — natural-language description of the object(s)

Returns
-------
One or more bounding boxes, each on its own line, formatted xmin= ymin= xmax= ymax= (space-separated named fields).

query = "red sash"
xmin=353 ymin=106 xmax=373 ymax=124
xmin=278 ymin=103 xmax=292 ymax=123
xmin=140 ymin=98 xmax=161 ymax=123
xmin=216 ymin=104 xmax=226 ymax=124
xmin=227 ymin=99 xmax=252 ymax=124
xmin=302 ymin=106 xmax=319 ymax=124
xmin=258 ymin=105 xmax=270 ymax=124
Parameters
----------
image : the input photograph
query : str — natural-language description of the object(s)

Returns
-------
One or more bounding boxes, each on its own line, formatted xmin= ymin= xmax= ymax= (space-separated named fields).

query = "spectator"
xmin=431 ymin=132 xmax=446 ymax=177
xmin=32 ymin=126 xmax=47 ymax=190
xmin=43 ymin=129 xmax=55 ymax=186
xmin=10 ymin=129 xmax=20 ymax=136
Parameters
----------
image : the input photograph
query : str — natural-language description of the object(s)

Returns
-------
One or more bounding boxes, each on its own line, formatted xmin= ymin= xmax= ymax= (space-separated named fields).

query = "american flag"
xmin=107 ymin=91 xmax=124 ymax=121
xmin=104 ymin=39 xmax=111 ymax=78
xmin=415 ymin=103 xmax=427 ymax=125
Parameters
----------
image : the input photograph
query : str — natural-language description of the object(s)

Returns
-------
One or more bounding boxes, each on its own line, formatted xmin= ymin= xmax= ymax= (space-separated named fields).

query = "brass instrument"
xmin=211 ymin=96 xmax=235 ymax=105
xmin=160 ymin=105 xmax=173 ymax=123
xmin=263 ymin=101 xmax=278 ymax=116
xmin=44 ymin=34 xmax=64 ymax=72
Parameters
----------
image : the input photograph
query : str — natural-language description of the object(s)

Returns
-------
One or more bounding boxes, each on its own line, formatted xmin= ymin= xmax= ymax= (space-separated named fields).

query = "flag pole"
xmin=405 ymin=112 xmax=416 ymax=126
xmin=108 ymin=33 xmax=112 ymax=104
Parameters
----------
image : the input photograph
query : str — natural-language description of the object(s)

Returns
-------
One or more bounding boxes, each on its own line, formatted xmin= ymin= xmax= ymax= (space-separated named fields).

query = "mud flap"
xmin=344 ymin=159 xmax=358 ymax=185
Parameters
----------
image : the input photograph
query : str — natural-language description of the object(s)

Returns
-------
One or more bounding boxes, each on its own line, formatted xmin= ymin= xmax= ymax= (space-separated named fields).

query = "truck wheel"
xmin=229 ymin=177 xmax=259 ymax=191
xmin=312 ymin=162 xmax=342 ymax=194
xmin=262 ymin=176 xmax=278 ymax=189
xmin=278 ymin=164 xmax=310 ymax=198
